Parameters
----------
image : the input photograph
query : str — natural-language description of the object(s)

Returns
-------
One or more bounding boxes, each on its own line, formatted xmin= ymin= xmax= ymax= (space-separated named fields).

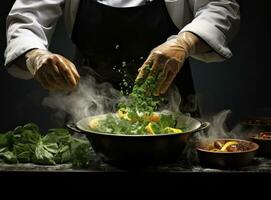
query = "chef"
xmin=4 ymin=0 xmax=240 ymax=116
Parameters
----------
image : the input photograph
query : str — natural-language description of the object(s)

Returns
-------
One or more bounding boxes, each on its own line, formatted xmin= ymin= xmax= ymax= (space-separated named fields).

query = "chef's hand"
xmin=26 ymin=49 xmax=80 ymax=91
xmin=136 ymin=32 xmax=210 ymax=96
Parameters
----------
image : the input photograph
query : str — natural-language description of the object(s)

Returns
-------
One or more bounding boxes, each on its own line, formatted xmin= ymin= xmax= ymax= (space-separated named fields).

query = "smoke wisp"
xmin=42 ymin=74 xmax=122 ymax=125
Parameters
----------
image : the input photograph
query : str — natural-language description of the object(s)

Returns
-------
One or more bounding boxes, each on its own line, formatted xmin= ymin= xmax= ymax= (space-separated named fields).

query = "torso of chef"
xmin=5 ymin=0 xmax=239 ymax=79
xmin=4 ymin=0 xmax=240 ymax=111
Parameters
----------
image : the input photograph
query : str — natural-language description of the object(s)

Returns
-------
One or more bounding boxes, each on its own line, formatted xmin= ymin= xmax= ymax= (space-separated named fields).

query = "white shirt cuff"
xmin=180 ymin=20 xmax=233 ymax=63
xmin=4 ymin=37 xmax=47 ymax=79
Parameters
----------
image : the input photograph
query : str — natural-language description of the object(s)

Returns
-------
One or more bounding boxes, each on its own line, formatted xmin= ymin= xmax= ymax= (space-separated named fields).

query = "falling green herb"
xmin=118 ymin=64 xmax=164 ymax=117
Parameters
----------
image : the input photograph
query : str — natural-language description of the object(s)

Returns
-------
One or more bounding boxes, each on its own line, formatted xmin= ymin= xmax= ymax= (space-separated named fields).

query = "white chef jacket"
xmin=4 ymin=0 xmax=240 ymax=79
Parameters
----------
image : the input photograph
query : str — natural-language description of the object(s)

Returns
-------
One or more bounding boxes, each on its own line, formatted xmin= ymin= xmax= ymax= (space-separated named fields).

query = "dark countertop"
xmin=1 ymin=149 xmax=271 ymax=172
xmin=1 ymin=149 xmax=270 ymax=191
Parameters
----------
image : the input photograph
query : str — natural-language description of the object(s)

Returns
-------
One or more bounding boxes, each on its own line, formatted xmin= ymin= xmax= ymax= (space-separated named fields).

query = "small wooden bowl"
xmin=250 ymin=132 xmax=271 ymax=157
xmin=197 ymin=139 xmax=259 ymax=169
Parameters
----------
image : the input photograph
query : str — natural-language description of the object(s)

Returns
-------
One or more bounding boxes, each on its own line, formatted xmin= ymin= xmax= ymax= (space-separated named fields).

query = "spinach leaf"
xmin=0 ymin=131 xmax=13 ymax=148
xmin=13 ymin=123 xmax=41 ymax=145
xmin=0 ymin=149 xmax=17 ymax=164
xmin=71 ymin=137 xmax=91 ymax=168
xmin=54 ymin=144 xmax=71 ymax=163
xmin=44 ymin=129 xmax=71 ymax=145
xmin=33 ymin=140 xmax=56 ymax=165
xmin=13 ymin=143 xmax=35 ymax=163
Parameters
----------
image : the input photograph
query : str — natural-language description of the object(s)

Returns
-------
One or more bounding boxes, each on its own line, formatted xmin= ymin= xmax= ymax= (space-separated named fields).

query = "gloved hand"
xmin=26 ymin=49 xmax=80 ymax=91
xmin=136 ymin=32 xmax=210 ymax=96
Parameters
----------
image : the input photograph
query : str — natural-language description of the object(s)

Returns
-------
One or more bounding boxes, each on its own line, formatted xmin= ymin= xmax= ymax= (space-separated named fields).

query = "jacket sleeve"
xmin=4 ymin=0 xmax=64 ymax=79
xmin=180 ymin=0 xmax=240 ymax=63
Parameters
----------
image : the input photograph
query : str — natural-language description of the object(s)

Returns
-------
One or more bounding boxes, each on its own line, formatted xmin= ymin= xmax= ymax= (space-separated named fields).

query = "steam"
xmin=42 ymin=70 xmax=243 ymax=142
xmin=42 ymin=71 xmax=251 ymax=166
xmin=196 ymin=109 xmax=253 ymax=148
xmin=183 ymin=110 xmax=250 ymax=166
xmin=206 ymin=110 xmax=233 ymax=138
xmin=162 ymin=84 xmax=182 ymax=113
xmin=42 ymin=67 xmax=185 ymax=126
xmin=42 ymin=74 xmax=122 ymax=125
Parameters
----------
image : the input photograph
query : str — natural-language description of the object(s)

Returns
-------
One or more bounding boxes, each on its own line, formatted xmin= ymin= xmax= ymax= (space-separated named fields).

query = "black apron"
xmin=71 ymin=0 xmax=199 ymax=116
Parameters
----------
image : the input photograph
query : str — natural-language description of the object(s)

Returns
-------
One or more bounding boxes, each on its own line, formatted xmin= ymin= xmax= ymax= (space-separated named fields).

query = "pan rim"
xmin=76 ymin=125 xmax=196 ymax=137
xmin=75 ymin=114 xmax=206 ymax=137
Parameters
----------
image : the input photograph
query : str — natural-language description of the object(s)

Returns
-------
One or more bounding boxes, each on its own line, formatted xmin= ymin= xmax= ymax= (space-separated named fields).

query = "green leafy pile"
xmin=0 ymin=123 xmax=91 ymax=168
xmin=96 ymin=113 xmax=177 ymax=135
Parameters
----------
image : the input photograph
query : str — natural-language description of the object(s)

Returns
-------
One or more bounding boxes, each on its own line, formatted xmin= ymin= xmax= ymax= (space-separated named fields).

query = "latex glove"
xmin=26 ymin=49 xmax=80 ymax=91
xmin=136 ymin=32 xmax=209 ymax=96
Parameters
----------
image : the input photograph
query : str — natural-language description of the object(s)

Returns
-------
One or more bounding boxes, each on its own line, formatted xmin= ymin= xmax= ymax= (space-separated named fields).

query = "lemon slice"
xmin=145 ymin=123 xmax=155 ymax=135
xmin=163 ymin=127 xmax=183 ymax=133
xmin=117 ymin=109 xmax=131 ymax=121
xmin=220 ymin=141 xmax=238 ymax=152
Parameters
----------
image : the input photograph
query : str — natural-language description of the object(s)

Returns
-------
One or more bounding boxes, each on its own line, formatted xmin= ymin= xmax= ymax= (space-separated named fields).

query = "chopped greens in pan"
xmin=88 ymin=65 xmax=184 ymax=135
xmin=89 ymin=111 xmax=183 ymax=135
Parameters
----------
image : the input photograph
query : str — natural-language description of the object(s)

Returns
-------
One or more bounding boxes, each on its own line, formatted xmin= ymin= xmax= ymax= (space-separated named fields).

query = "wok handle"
xmin=66 ymin=123 xmax=84 ymax=133
xmin=197 ymin=122 xmax=210 ymax=132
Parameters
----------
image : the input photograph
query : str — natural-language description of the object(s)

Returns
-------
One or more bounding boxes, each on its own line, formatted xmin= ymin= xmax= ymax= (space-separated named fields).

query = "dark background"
xmin=0 ymin=0 xmax=269 ymax=132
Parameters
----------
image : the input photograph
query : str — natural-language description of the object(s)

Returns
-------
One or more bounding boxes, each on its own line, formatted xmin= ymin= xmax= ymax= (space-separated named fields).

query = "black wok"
xmin=67 ymin=114 xmax=209 ymax=167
